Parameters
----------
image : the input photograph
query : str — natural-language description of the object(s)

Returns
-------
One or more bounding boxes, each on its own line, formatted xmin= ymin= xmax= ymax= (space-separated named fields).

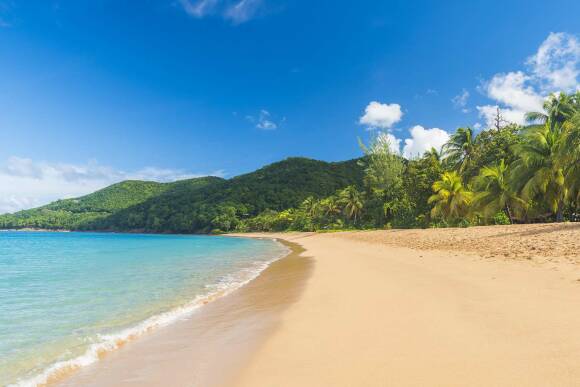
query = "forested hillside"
xmin=0 ymin=157 xmax=364 ymax=233
xmin=0 ymin=177 xmax=222 ymax=230
xmin=92 ymin=157 xmax=364 ymax=233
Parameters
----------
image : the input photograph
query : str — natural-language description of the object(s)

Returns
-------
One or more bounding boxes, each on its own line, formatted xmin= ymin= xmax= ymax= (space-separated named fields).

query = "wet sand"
xmin=55 ymin=240 xmax=312 ymax=387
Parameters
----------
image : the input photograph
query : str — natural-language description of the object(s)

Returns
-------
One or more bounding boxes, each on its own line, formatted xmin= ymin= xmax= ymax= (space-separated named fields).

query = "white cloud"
xmin=476 ymin=71 xmax=544 ymax=127
xmin=246 ymin=109 xmax=281 ymax=130
xmin=179 ymin=0 xmax=262 ymax=23
xmin=476 ymin=32 xmax=579 ymax=128
xmin=224 ymin=0 xmax=262 ymax=24
xmin=368 ymin=126 xmax=449 ymax=159
xmin=485 ymin=71 xmax=544 ymax=113
xmin=527 ymin=32 xmax=580 ymax=91
xmin=179 ymin=0 xmax=219 ymax=18
xmin=359 ymin=101 xmax=403 ymax=130
xmin=476 ymin=70 xmax=545 ymax=127
xmin=0 ymin=157 xmax=224 ymax=214
xmin=256 ymin=109 xmax=277 ymax=130
xmin=0 ymin=196 xmax=43 ymax=215
xmin=452 ymin=89 xmax=470 ymax=112
xmin=402 ymin=125 xmax=450 ymax=159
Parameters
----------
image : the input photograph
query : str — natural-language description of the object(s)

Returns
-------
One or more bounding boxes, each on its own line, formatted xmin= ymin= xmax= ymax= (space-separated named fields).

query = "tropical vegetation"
xmin=235 ymin=91 xmax=580 ymax=231
xmin=1 ymin=92 xmax=578 ymax=233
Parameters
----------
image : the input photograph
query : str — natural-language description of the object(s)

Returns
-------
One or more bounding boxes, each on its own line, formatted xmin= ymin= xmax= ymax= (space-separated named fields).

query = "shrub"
xmin=493 ymin=212 xmax=511 ymax=225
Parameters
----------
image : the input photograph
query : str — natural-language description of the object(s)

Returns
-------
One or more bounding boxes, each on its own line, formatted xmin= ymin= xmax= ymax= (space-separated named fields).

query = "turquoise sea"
xmin=0 ymin=231 xmax=287 ymax=387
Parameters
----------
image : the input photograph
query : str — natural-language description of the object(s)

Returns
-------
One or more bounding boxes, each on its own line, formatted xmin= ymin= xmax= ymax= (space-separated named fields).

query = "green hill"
xmin=0 ymin=157 xmax=364 ymax=233
xmin=0 ymin=177 xmax=222 ymax=230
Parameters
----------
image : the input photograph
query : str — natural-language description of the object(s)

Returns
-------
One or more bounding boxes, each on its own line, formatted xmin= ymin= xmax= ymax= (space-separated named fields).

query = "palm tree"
xmin=320 ymin=196 xmax=341 ymax=218
xmin=300 ymin=196 xmax=320 ymax=218
xmin=510 ymin=123 xmax=567 ymax=222
xmin=561 ymin=110 xmax=580 ymax=206
xmin=338 ymin=186 xmax=364 ymax=224
xmin=442 ymin=127 xmax=477 ymax=173
xmin=521 ymin=91 xmax=580 ymax=220
xmin=471 ymin=159 xmax=522 ymax=223
xmin=525 ymin=92 xmax=576 ymax=130
xmin=428 ymin=171 xmax=473 ymax=222
xmin=423 ymin=147 xmax=442 ymax=163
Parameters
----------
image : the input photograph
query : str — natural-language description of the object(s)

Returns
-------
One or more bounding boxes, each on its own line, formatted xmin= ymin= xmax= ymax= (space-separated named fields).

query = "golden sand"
xmin=336 ymin=223 xmax=580 ymax=262
xmin=57 ymin=224 xmax=580 ymax=386
xmin=232 ymin=226 xmax=580 ymax=387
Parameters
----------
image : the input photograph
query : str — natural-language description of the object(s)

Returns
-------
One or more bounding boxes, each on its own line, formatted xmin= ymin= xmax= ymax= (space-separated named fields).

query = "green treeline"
xmin=1 ymin=92 xmax=578 ymax=234
xmin=236 ymin=92 xmax=580 ymax=232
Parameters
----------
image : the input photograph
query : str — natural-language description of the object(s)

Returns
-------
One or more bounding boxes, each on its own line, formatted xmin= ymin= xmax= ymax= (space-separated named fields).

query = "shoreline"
xmin=24 ymin=224 xmax=580 ymax=386
xmin=49 ymin=236 xmax=312 ymax=387
xmin=6 ymin=235 xmax=298 ymax=387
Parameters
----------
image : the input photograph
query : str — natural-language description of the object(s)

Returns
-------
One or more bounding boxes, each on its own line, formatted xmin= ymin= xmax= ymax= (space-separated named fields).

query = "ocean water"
xmin=0 ymin=231 xmax=288 ymax=387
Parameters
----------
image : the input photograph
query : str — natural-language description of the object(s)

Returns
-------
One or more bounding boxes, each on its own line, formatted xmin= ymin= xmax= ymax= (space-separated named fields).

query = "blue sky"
xmin=0 ymin=0 xmax=579 ymax=212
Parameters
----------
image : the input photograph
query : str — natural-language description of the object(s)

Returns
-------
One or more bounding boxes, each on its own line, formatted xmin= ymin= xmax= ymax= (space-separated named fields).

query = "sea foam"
xmin=1 ymin=232 xmax=288 ymax=387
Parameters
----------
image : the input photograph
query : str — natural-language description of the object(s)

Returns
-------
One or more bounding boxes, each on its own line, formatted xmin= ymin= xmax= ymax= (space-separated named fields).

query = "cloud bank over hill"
xmin=0 ymin=157 xmax=224 ymax=214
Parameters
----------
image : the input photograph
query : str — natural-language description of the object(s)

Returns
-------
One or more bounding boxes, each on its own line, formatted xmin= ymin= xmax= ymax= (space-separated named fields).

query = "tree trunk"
xmin=556 ymin=200 xmax=564 ymax=222
xmin=504 ymin=204 xmax=514 ymax=224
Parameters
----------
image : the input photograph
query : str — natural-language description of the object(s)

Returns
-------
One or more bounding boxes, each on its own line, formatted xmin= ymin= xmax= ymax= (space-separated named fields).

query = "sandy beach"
xmin=232 ymin=225 xmax=580 ymax=386
xmin=56 ymin=224 xmax=580 ymax=386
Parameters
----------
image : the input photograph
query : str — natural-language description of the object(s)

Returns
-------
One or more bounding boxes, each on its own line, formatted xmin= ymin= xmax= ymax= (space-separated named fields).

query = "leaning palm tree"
xmin=525 ymin=92 xmax=575 ymax=130
xmin=428 ymin=171 xmax=473 ymax=222
xmin=471 ymin=159 xmax=523 ymax=223
xmin=338 ymin=186 xmax=364 ymax=224
xmin=510 ymin=123 xmax=568 ymax=222
xmin=441 ymin=127 xmax=476 ymax=173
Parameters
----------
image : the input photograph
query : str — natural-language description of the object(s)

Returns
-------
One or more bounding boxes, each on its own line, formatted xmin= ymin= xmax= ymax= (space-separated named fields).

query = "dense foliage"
xmin=238 ymin=92 xmax=580 ymax=231
xmin=0 ymin=158 xmax=364 ymax=233
xmin=0 ymin=178 xmax=221 ymax=230
xmin=1 ymin=92 xmax=579 ymax=234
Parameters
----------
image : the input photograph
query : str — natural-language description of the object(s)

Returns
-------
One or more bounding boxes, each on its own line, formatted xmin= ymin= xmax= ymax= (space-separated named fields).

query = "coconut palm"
xmin=442 ymin=127 xmax=477 ymax=173
xmin=525 ymin=92 xmax=576 ymax=129
xmin=471 ymin=159 xmax=523 ymax=223
xmin=510 ymin=123 xmax=567 ymax=222
xmin=300 ymin=196 xmax=320 ymax=217
xmin=422 ymin=147 xmax=442 ymax=163
xmin=428 ymin=171 xmax=473 ymax=222
xmin=561 ymin=111 xmax=580 ymax=205
xmin=338 ymin=186 xmax=364 ymax=224
xmin=523 ymin=91 xmax=580 ymax=216
xmin=320 ymin=196 xmax=341 ymax=218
